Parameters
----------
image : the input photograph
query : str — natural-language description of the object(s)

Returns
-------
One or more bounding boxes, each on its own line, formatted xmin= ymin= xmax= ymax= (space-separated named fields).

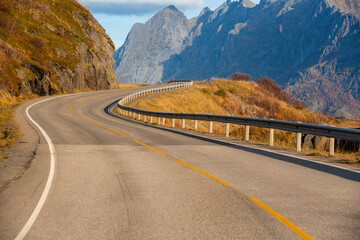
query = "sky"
xmin=78 ymin=0 xmax=260 ymax=49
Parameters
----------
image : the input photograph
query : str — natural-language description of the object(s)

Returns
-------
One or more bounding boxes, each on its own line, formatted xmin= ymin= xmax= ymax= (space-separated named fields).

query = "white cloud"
xmin=82 ymin=0 xmax=203 ymax=8
xmin=79 ymin=0 xmax=204 ymax=15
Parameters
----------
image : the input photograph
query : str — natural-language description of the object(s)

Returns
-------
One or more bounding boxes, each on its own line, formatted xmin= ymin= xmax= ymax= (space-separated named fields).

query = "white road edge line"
xmin=15 ymin=97 xmax=61 ymax=240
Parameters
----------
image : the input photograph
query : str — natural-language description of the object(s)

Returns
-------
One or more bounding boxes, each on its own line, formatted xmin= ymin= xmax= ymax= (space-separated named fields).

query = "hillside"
xmin=0 ymin=0 xmax=117 ymax=97
xmin=134 ymin=79 xmax=360 ymax=157
xmin=115 ymin=0 xmax=360 ymax=119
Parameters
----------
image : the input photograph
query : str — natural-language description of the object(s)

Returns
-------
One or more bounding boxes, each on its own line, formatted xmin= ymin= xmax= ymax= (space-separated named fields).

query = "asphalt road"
xmin=0 ymin=88 xmax=359 ymax=239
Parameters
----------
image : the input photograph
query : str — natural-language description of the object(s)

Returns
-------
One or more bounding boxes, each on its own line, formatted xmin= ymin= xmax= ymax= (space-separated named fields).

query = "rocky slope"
xmin=114 ymin=5 xmax=190 ymax=84
xmin=0 ymin=0 xmax=117 ymax=96
xmin=115 ymin=0 xmax=360 ymax=119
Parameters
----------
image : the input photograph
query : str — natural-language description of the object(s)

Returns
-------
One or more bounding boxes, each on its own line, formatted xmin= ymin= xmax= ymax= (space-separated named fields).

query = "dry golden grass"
xmin=134 ymin=80 xmax=360 ymax=164
xmin=117 ymin=83 xmax=144 ymax=89
xmin=0 ymin=91 xmax=37 ymax=160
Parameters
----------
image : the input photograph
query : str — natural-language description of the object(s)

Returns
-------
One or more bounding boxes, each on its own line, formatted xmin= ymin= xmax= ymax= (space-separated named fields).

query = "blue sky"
xmin=78 ymin=0 xmax=260 ymax=49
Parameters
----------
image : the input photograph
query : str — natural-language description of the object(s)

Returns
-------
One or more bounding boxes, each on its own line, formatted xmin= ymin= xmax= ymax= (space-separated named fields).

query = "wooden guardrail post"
xmin=296 ymin=132 xmax=301 ymax=152
xmin=172 ymin=119 xmax=175 ymax=127
xmin=133 ymin=112 xmax=136 ymax=119
xmin=138 ymin=114 xmax=141 ymax=120
xmin=150 ymin=116 xmax=153 ymax=124
xmin=194 ymin=120 xmax=198 ymax=131
xmin=209 ymin=121 xmax=213 ymax=133
xmin=158 ymin=117 xmax=161 ymax=125
xmin=269 ymin=128 xmax=274 ymax=146
xmin=144 ymin=115 xmax=147 ymax=122
xmin=162 ymin=118 xmax=166 ymax=126
xmin=245 ymin=125 xmax=250 ymax=141
xmin=182 ymin=119 xmax=186 ymax=129
xmin=329 ymin=137 xmax=335 ymax=156
xmin=225 ymin=123 xmax=230 ymax=138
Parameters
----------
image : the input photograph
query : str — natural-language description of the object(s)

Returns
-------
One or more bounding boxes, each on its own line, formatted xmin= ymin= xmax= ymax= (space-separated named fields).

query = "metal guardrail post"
xmin=296 ymin=132 xmax=302 ymax=152
xmin=158 ymin=117 xmax=161 ymax=125
xmin=269 ymin=128 xmax=274 ymax=146
xmin=172 ymin=119 xmax=175 ymax=128
xmin=209 ymin=121 xmax=213 ymax=134
xmin=226 ymin=123 xmax=230 ymax=138
xmin=150 ymin=116 xmax=153 ymax=124
xmin=116 ymin=81 xmax=360 ymax=159
xmin=245 ymin=125 xmax=250 ymax=141
xmin=329 ymin=137 xmax=335 ymax=156
xmin=138 ymin=114 xmax=141 ymax=120
xmin=162 ymin=118 xmax=166 ymax=126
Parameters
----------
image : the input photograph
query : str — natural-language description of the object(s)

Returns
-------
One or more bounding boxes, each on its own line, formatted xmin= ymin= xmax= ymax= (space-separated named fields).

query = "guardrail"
xmin=116 ymin=82 xmax=360 ymax=157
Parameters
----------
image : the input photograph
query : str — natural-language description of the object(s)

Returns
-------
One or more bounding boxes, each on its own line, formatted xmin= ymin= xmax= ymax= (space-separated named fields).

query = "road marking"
xmin=75 ymin=116 xmax=84 ymax=121
xmin=134 ymin=140 xmax=167 ymax=155
xmin=250 ymin=198 xmax=314 ymax=240
xmin=176 ymin=160 xmax=232 ymax=186
xmin=87 ymin=121 xmax=103 ymax=128
xmin=16 ymin=97 xmax=59 ymax=240
xmin=107 ymin=128 xmax=127 ymax=137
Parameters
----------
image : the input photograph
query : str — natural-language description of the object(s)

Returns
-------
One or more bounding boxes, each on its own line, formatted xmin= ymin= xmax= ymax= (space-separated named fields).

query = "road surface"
xmin=0 ymin=88 xmax=359 ymax=239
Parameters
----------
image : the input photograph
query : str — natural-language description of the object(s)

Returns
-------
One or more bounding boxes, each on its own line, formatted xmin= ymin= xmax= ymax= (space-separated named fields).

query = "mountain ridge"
xmin=115 ymin=0 xmax=360 ymax=118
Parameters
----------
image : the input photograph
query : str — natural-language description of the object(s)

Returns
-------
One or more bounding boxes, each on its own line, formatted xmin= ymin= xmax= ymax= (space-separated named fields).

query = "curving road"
xmin=0 ymin=88 xmax=359 ymax=239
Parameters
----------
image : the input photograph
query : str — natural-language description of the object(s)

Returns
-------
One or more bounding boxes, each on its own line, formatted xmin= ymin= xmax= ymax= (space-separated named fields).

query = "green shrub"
xmin=215 ymin=89 xmax=226 ymax=98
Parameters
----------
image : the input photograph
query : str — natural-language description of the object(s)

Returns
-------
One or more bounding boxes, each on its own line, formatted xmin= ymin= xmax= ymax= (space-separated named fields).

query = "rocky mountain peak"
xmin=115 ymin=0 xmax=360 ymax=118
xmin=164 ymin=5 xmax=180 ymax=12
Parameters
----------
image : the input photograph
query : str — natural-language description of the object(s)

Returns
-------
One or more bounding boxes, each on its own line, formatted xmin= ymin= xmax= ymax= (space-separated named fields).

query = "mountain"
xmin=114 ymin=0 xmax=360 ymax=119
xmin=114 ymin=5 xmax=190 ymax=84
xmin=0 ymin=0 xmax=117 ymax=96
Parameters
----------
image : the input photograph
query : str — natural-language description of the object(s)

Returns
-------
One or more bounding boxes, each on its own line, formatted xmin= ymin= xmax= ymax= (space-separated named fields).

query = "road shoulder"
xmin=0 ymin=99 xmax=40 ymax=193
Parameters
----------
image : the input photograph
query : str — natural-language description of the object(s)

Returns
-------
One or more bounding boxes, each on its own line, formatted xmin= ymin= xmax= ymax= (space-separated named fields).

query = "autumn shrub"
xmin=215 ymin=89 xmax=226 ymax=98
xmin=257 ymin=77 xmax=305 ymax=109
xmin=0 ymin=15 xmax=16 ymax=34
xmin=0 ymin=0 xmax=13 ymax=13
xmin=31 ymin=37 xmax=46 ymax=51
xmin=232 ymin=72 xmax=251 ymax=81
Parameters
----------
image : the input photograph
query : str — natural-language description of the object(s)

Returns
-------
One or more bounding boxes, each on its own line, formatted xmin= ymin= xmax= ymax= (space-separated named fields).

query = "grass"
xmin=117 ymin=83 xmax=144 ymax=89
xmin=0 ymin=0 xmax=116 ymax=96
xmin=134 ymin=80 xmax=360 ymax=164
xmin=0 ymin=90 xmax=37 ymax=160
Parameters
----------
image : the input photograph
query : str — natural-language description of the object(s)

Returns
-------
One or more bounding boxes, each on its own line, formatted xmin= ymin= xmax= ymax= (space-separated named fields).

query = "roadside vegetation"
xmin=135 ymin=76 xmax=360 ymax=164
xmin=0 ymin=91 xmax=37 ymax=159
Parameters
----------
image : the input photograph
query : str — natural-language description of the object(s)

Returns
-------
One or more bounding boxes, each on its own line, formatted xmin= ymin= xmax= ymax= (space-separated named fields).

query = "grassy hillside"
xmin=0 ymin=0 xmax=116 ymax=96
xmin=0 ymin=0 xmax=119 ymax=160
xmin=135 ymin=79 xmax=360 ymax=162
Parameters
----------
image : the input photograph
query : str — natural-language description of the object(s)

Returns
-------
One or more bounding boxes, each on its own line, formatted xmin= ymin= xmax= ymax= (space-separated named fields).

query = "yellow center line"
xmin=250 ymin=198 xmax=314 ymax=240
xmin=134 ymin=140 xmax=167 ymax=155
xmin=87 ymin=121 xmax=104 ymax=128
xmin=107 ymin=128 xmax=127 ymax=137
xmin=176 ymin=160 xmax=232 ymax=187
xmin=75 ymin=116 xmax=84 ymax=121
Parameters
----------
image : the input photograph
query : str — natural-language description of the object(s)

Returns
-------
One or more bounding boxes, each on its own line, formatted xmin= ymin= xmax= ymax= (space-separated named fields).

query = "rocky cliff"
xmin=115 ymin=0 xmax=360 ymax=119
xmin=0 ymin=0 xmax=117 ymax=96
xmin=114 ymin=5 xmax=190 ymax=84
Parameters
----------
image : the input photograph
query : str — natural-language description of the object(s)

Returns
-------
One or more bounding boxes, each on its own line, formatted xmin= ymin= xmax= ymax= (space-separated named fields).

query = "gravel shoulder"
xmin=0 ymin=99 xmax=40 ymax=193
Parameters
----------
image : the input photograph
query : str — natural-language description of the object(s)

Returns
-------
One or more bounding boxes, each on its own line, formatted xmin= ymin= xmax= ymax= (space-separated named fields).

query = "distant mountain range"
xmin=114 ymin=0 xmax=360 ymax=119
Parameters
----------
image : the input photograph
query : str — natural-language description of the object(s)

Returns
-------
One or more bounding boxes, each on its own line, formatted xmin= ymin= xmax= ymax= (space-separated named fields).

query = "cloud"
xmin=78 ymin=0 xmax=204 ymax=15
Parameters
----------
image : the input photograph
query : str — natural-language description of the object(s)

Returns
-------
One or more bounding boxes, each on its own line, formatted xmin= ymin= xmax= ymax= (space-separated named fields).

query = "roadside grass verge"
xmin=117 ymin=83 xmax=144 ymax=89
xmin=0 ymin=91 xmax=37 ymax=160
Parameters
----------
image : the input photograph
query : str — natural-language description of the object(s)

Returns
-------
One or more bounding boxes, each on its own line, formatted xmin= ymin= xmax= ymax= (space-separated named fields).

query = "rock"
xmin=115 ymin=0 xmax=360 ymax=119
xmin=0 ymin=0 xmax=117 ymax=96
